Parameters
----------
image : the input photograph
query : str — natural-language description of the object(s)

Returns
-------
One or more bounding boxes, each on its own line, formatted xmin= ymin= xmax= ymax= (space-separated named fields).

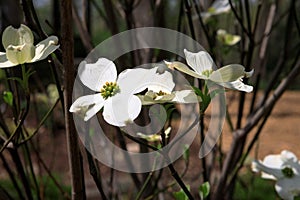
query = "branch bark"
xmin=60 ymin=0 xmax=85 ymax=199
xmin=212 ymin=55 xmax=300 ymax=200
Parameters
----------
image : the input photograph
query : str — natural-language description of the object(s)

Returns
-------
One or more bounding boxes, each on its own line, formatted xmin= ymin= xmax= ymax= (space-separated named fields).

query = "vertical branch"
xmin=60 ymin=0 xmax=85 ymax=199
xmin=183 ymin=0 xmax=196 ymax=40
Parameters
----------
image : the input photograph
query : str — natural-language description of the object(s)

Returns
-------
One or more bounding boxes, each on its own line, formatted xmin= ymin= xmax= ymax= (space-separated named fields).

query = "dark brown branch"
xmin=213 ymin=53 xmax=300 ymax=200
xmin=60 ymin=0 xmax=85 ymax=199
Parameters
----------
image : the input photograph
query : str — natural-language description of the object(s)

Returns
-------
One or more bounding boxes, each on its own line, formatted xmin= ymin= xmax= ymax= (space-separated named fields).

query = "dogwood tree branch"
xmin=60 ymin=0 xmax=85 ymax=199
xmin=213 ymin=52 xmax=300 ymax=200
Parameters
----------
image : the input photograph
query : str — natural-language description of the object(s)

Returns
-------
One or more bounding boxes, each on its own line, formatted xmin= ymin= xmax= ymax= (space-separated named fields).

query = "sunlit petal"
xmin=210 ymin=64 xmax=246 ymax=83
xmin=103 ymin=94 xmax=142 ymax=127
xmin=2 ymin=24 xmax=34 ymax=49
xmin=6 ymin=43 xmax=35 ymax=64
xmin=184 ymin=49 xmax=214 ymax=74
xmin=165 ymin=61 xmax=207 ymax=79
xmin=117 ymin=67 xmax=158 ymax=94
xmin=146 ymin=70 xmax=175 ymax=93
xmin=31 ymin=36 xmax=59 ymax=62
xmin=78 ymin=58 xmax=117 ymax=91
xmin=0 ymin=52 xmax=17 ymax=68
xmin=69 ymin=93 xmax=105 ymax=121
xmin=251 ymin=160 xmax=283 ymax=180
xmin=217 ymin=80 xmax=253 ymax=93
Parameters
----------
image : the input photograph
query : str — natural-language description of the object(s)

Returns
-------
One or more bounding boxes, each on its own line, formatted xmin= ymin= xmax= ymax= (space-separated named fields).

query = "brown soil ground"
xmin=222 ymin=90 xmax=300 ymax=159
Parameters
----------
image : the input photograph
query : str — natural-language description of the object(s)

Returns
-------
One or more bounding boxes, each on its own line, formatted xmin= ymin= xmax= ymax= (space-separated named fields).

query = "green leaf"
xmin=174 ymin=185 xmax=190 ymax=200
xmin=192 ymin=86 xmax=204 ymax=98
xmin=183 ymin=144 xmax=190 ymax=162
xmin=3 ymin=91 xmax=13 ymax=106
xmin=199 ymin=182 xmax=210 ymax=200
xmin=165 ymin=103 xmax=176 ymax=119
xmin=209 ymin=88 xmax=225 ymax=99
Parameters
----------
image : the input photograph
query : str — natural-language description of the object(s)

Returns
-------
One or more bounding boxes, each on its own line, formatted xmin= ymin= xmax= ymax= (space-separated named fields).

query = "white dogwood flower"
xmin=166 ymin=49 xmax=253 ymax=92
xmin=252 ymin=150 xmax=300 ymax=200
xmin=217 ymin=29 xmax=241 ymax=46
xmin=201 ymin=0 xmax=231 ymax=20
xmin=70 ymin=58 xmax=174 ymax=127
xmin=0 ymin=24 xmax=59 ymax=68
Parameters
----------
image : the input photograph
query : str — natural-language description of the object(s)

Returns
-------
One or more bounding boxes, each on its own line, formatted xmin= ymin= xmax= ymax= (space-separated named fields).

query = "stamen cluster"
xmin=281 ymin=167 xmax=294 ymax=178
xmin=100 ymin=82 xmax=120 ymax=99
xmin=202 ymin=69 xmax=213 ymax=77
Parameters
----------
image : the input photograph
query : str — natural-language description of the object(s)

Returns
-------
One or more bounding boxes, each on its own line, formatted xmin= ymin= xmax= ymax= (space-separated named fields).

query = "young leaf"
xmin=3 ymin=91 xmax=13 ymax=106
xmin=199 ymin=181 xmax=210 ymax=200
xmin=183 ymin=144 xmax=190 ymax=162
xmin=174 ymin=185 xmax=190 ymax=200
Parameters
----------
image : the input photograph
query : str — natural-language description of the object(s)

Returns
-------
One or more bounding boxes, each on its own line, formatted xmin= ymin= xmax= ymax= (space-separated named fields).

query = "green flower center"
xmin=281 ymin=167 xmax=294 ymax=178
xmin=157 ymin=90 xmax=167 ymax=96
xmin=202 ymin=69 xmax=213 ymax=77
xmin=100 ymin=82 xmax=120 ymax=99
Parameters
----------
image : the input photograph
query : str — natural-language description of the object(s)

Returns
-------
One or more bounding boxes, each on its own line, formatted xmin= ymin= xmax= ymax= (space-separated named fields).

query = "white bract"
xmin=252 ymin=150 xmax=300 ymax=200
xmin=138 ymin=66 xmax=199 ymax=105
xmin=201 ymin=0 xmax=231 ymax=20
xmin=137 ymin=127 xmax=171 ymax=142
xmin=166 ymin=49 xmax=253 ymax=92
xmin=216 ymin=29 xmax=241 ymax=46
xmin=0 ymin=24 xmax=59 ymax=68
xmin=70 ymin=58 xmax=176 ymax=127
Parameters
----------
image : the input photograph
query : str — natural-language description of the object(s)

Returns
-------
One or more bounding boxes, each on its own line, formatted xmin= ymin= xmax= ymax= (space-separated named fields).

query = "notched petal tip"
xmin=245 ymin=69 xmax=254 ymax=78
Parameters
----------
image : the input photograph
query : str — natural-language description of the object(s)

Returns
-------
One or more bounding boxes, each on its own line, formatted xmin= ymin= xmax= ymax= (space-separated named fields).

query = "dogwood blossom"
xmin=166 ymin=49 xmax=253 ymax=92
xmin=0 ymin=24 xmax=59 ymax=68
xmin=252 ymin=150 xmax=300 ymax=200
xmin=216 ymin=29 xmax=241 ymax=46
xmin=70 ymin=58 xmax=178 ymax=127
xmin=201 ymin=0 xmax=231 ymax=20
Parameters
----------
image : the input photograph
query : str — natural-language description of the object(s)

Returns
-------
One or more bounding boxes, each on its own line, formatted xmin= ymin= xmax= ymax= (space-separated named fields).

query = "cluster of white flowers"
xmin=70 ymin=48 xmax=253 ymax=126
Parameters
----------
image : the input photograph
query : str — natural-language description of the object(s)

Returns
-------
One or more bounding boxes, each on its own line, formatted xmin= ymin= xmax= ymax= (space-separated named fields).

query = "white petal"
xmin=251 ymin=160 xmax=283 ymax=180
xmin=281 ymin=150 xmax=298 ymax=163
xmin=210 ymin=64 xmax=246 ymax=83
xmin=117 ymin=67 xmax=158 ymax=94
xmin=147 ymin=70 xmax=175 ymax=93
xmin=2 ymin=24 xmax=34 ymax=49
xmin=276 ymin=177 xmax=300 ymax=200
xmin=69 ymin=93 xmax=105 ymax=121
xmin=31 ymin=36 xmax=59 ymax=62
xmin=281 ymin=150 xmax=300 ymax=174
xmin=78 ymin=58 xmax=117 ymax=91
xmin=172 ymin=90 xmax=199 ymax=103
xmin=103 ymin=94 xmax=141 ymax=127
xmin=217 ymin=80 xmax=253 ymax=92
xmin=245 ymin=69 xmax=254 ymax=78
xmin=262 ymin=154 xmax=284 ymax=169
xmin=0 ymin=52 xmax=17 ymax=68
xmin=184 ymin=49 xmax=214 ymax=74
xmin=165 ymin=61 xmax=207 ymax=79
xmin=211 ymin=0 xmax=231 ymax=15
